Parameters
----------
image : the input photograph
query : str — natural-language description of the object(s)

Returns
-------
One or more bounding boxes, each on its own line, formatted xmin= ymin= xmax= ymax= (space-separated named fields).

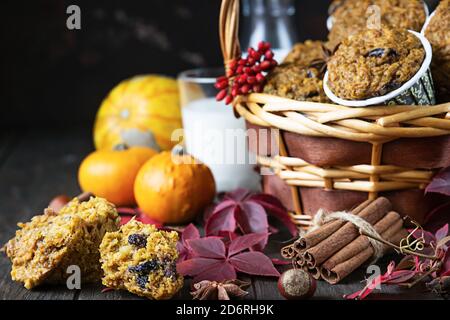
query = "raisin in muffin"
xmin=328 ymin=0 xmax=427 ymax=49
xmin=5 ymin=197 xmax=120 ymax=289
xmin=327 ymin=27 xmax=425 ymax=100
xmin=264 ymin=63 xmax=330 ymax=103
xmin=424 ymin=0 xmax=450 ymax=102
xmin=99 ymin=220 xmax=183 ymax=300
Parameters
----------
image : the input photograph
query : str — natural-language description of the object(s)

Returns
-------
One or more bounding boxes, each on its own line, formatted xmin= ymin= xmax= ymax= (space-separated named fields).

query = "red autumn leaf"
xmin=225 ymin=188 xmax=252 ymax=202
xmin=228 ymin=233 xmax=268 ymax=256
xmin=205 ymin=188 xmax=297 ymax=250
xmin=271 ymin=258 xmax=291 ymax=266
xmin=425 ymin=201 xmax=450 ymax=231
xmin=187 ymin=238 xmax=226 ymax=259
xmin=182 ymin=223 xmax=201 ymax=242
xmin=192 ymin=262 xmax=237 ymax=283
xmin=118 ymin=207 xmax=163 ymax=228
xmin=205 ymin=205 xmax=237 ymax=235
xmin=177 ymin=258 xmax=225 ymax=277
xmin=384 ymin=270 xmax=417 ymax=284
xmin=236 ymin=202 xmax=269 ymax=251
xmin=441 ymin=250 xmax=450 ymax=276
xmin=229 ymin=252 xmax=280 ymax=277
xmin=176 ymin=233 xmax=279 ymax=283
xmin=435 ymin=224 xmax=449 ymax=243
xmin=248 ymin=193 xmax=298 ymax=237
xmin=177 ymin=224 xmax=200 ymax=262
xmin=344 ymin=261 xmax=420 ymax=300
xmin=426 ymin=167 xmax=450 ymax=196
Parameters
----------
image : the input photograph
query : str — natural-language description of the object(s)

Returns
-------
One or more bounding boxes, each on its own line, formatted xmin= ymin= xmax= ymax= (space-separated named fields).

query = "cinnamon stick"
xmin=303 ymin=197 xmax=392 ymax=267
xmin=322 ymin=211 xmax=401 ymax=271
xmin=281 ymin=244 xmax=296 ymax=259
xmin=320 ymin=211 xmax=406 ymax=284
xmin=293 ymin=199 xmax=372 ymax=252
xmin=308 ymin=266 xmax=321 ymax=280
xmin=294 ymin=254 xmax=305 ymax=267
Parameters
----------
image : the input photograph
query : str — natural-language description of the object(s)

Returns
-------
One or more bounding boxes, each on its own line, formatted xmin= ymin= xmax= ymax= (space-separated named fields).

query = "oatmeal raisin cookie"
xmin=5 ymin=197 xmax=120 ymax=289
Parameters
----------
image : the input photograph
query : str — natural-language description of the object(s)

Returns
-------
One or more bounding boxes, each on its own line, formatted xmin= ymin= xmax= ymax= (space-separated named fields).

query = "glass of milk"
xmin=178 ymin=68 xmax=261 ymax=192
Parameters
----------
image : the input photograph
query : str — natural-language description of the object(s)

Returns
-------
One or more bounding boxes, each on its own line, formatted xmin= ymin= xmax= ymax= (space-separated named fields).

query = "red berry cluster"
xmin=215 ymin=41 xmax=278 ymax=105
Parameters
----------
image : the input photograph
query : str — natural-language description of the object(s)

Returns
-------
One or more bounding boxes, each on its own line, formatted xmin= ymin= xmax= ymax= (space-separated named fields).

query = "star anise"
xmin=307 ymin=43 xmax=340 ymax=78
xmin=191 ymin=279 xmax=250 ymax=300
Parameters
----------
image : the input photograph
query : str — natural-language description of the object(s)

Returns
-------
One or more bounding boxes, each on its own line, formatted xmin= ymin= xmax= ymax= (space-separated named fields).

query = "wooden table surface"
xmin=0 ymin=129 xmax=441 ymax=300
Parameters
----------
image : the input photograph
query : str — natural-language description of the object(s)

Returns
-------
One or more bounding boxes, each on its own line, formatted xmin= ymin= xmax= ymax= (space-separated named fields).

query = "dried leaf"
xmin=426 ymin=167 xmax=450 ymax=196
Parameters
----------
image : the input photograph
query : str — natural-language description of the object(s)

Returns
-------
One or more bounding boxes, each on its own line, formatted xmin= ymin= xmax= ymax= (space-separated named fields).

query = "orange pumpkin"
xmin=78 ymin=145 xmax=157 ymax=206
xmin=134 ymin=151 xmax=216 ymax=224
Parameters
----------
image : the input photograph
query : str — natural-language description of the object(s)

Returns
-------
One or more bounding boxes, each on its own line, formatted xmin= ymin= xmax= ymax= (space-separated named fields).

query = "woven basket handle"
xmin=219 ymin=0 xmax=241 ymax=65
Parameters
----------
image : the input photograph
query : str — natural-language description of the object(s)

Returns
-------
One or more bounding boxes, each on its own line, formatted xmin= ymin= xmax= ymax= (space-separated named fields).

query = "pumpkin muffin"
xmin=264 ymin=63 xmax=330 ymax=103
xmin=4 ymin=197 xmax=120 ymax=289
xmin=283 ymin=40 xmax=328 ymax=65
xmin=264 ymin=40 xmax=331 ymax=103
xmin=424 ymin=0 xmax=450 ymax=102
xmin=327 ymin=27 xmax=425 ymax=100
xmin=328 ymin=0 xmax=427 ymax=49
xmin=99 ymin=220 xmax=183 ymax=300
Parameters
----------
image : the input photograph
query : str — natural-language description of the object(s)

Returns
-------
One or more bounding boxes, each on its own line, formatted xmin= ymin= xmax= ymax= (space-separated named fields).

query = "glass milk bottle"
xmin=240 ymin=0 xmax=298 ymax=62
xmin=178 ymin=68 xmax=261 ymax=192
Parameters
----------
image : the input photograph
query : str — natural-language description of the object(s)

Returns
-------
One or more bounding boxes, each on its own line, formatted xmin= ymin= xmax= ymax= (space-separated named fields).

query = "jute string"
xmin=310 ymin=209 xmax=385 ymax=262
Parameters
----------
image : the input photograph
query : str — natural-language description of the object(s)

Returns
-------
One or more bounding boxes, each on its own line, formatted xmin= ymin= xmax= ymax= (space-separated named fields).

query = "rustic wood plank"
xmin=76 ymin=283 xmax=144 ymax=300
xmin=0 ymin=129 xmax=93 ymax=300
xmin=251 ymin=224 xmax=441 ymax=300
xmin=0 ymin=130 xmax=443 ymax=300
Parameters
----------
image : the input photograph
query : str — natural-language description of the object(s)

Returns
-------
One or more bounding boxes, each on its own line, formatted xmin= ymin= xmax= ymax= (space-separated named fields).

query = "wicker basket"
xmin=219 ymin=0 xmax=450 ymax=229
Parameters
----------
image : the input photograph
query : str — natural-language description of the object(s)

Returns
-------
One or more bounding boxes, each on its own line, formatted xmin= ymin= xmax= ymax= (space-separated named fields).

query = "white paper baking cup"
xmin=323 ymin=30 xmax=435 ymax=107
xmin=327 ymin=1 xmax=430 ymax=31
xmin=421 ymin=9 xmax=436 ymax=35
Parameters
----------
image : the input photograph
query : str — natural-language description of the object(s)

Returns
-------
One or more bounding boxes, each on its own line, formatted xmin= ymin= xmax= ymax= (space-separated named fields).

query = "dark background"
xmin=1 ymin=0 xmax=440 ymax=131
